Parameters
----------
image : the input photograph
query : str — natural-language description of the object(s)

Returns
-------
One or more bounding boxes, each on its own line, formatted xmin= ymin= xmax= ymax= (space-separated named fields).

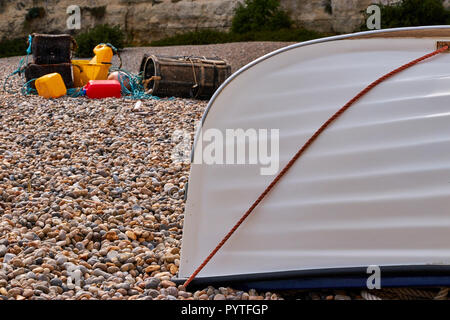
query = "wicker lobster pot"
xmin=139 ymin=55 xmax=231 ymax=100
xmin=31 ymin=33 xmax=77 ymax=65
xmin=25 ymin=63 xmax=74 ymax=89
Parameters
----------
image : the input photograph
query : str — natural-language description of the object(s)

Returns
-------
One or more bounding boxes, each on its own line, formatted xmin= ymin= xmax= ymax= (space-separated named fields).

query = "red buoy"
xmin=84 ymin=80 xmax=122 ymax=99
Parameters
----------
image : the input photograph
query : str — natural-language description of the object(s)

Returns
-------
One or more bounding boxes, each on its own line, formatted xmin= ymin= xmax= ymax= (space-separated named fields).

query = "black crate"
xmin=31 ymin=34 xmax=75 ymax=65
xmin=25 ymin=63 xmax=74 ymax=89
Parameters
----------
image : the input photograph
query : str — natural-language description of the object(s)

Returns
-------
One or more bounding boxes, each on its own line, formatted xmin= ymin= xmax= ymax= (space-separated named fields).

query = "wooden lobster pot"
xmin=139 ymin=55 xmax=231 ymax=100
xmin=31 ymin=34 xmax=76 ymax=65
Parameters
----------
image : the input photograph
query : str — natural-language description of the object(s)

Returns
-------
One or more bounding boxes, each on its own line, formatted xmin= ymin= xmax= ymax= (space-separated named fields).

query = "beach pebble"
xmin=0 ymin=245 xmax=6 ymax=257
xmin=145 ymin=278 xmax=160 ymax=290
xmin=3 ymin=253 xmax=15 ymax=264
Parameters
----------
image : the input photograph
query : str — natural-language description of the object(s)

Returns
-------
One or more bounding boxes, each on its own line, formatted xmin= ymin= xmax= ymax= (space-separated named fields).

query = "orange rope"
xmin=183 ymin=45 xmax=449 ymax=288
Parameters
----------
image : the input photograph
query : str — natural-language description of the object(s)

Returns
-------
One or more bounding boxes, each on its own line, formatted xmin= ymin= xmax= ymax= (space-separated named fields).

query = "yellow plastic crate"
xmin=72 ymin=60 xmax=111 ymax=87
xmin=35 ymin=73 xmax=67 ymax=99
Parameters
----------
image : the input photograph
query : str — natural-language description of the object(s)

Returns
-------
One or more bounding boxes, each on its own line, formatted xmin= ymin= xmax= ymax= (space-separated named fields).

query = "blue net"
xmin=109 ymin=67 xmax=165 ymax=100
xmin=2 ymin=35 xmax=33 ymax=94
xmin=109 ymin=67 xmax=176 ymax=101
xmin=67 ymin=88 xmax=85 ymax=98
xmin=21 ymin=78 xmax=37 ymax=96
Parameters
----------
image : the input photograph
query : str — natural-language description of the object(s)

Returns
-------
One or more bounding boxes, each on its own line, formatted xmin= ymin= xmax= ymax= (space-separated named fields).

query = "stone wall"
xmin=0 ymin=0 xmax=240 ymax=44
xmin=0 ymin=0 xmax=447 ymax=44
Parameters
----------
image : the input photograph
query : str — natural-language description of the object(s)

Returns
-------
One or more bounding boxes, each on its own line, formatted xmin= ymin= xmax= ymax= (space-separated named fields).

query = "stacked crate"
xmin=25 ymin=34 xmax=75 ymax=89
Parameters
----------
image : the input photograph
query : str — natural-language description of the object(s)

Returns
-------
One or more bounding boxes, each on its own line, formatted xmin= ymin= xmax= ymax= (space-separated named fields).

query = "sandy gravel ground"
xmin=119 ymin=42 xmax=296 ymax=73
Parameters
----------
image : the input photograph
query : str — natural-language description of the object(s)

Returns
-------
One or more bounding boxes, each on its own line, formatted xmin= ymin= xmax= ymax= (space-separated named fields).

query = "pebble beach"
xmin=0 ymin=42 xmax=447 ymax=301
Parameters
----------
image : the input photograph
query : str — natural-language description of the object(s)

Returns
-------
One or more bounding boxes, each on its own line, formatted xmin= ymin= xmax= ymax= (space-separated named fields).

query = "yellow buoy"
xmin=90 ymin=44 xmax=113 ymax=64
xmin=35 ymin=73 xmax=67 ymax=99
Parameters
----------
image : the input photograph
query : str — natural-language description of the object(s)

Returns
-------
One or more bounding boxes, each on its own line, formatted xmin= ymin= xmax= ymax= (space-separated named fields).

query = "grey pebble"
xmin=50 ymin=278 xmax=63 ymax=287
xmin=147 ymin=289 xmax=160 ymax=298
xmin=93 ymin=268 xmax=111 ymax=279
xmin=145 ymin=278 xmax=160 ymax=290
xmin=0 ymin=245 xmax=6 ymax=257
xmin=3 ymin=253 xmax=15 ymax=264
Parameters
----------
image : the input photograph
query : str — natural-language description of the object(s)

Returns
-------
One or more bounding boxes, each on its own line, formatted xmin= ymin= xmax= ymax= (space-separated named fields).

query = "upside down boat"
xmin=175 ymin=26 xmax=450 ymax=290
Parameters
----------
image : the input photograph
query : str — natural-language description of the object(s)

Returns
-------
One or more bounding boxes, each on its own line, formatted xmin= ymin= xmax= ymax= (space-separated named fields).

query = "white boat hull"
xmin=178 ymin=26 xmax=450 ymax=288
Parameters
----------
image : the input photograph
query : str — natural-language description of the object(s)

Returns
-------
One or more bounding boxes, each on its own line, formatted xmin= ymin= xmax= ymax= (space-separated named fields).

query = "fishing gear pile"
xmin=3 ymin=34 xmax=231 ymax=100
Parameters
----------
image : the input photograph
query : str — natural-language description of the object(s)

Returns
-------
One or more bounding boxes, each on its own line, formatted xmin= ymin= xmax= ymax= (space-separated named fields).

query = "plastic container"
xmin=35 ymin=73 xmax=67 ymax=99
xmin=90 ymin=44 xmax=114 ymax=64
xmin=84 ymin=80 xmax=121 ymax=99
xmin=72 ymin=60 xmax=111 ymax=87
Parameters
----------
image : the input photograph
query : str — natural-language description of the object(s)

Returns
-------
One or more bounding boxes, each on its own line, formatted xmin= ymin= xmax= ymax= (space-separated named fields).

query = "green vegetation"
xmin=25 ymin=7 xmax=45 ymax=21
xmin=75 ymin=25 xmax=125 ymax=58
xmin=231 ymin=0 xmax=292 ymax=34
xmin=150 ymin=28 xmax=324 ymax=47
xmin=150 ymin=0 xmax=323 ymax=47
xmin=363 ymin=0 xmax=450 ymax=29
xmin=0 ymin=37 xmax=28 ymax=58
